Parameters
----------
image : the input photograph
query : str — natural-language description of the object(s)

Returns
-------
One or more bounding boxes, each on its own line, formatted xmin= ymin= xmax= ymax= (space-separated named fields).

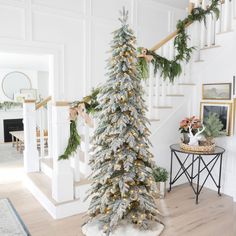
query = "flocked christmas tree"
xmin=85 ymin=8 xmax=161 ymax=235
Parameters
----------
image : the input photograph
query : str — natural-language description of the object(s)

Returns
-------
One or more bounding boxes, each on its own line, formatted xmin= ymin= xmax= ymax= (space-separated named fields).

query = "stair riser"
xmin=41 ymin=162 xmax=53 ymax=179
xmin=74 ymin=183 xmax=91 ymax=200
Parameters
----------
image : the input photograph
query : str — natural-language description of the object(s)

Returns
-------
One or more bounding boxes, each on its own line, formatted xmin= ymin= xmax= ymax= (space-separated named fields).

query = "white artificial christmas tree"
xmin=82 ymin=8 xmax=164 ymax=236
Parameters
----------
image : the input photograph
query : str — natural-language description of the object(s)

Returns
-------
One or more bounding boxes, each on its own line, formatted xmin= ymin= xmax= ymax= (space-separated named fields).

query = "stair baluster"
xmin=147 ymin=63 xmax=155 ymax=119
xmin=226 ymin=0 xmax=233 ymax=31
xmin=234 ymin=0 xmax=236 ymax=18
xmin=23 ymin=100 xmax=40 ymax=173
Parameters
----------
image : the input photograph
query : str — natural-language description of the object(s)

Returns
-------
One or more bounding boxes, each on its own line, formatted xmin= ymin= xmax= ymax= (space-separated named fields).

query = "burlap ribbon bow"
xmin=69 ymin=103 xmax=94 ymax=128
xmin=137 ymin=48 xmax=154 ymax=62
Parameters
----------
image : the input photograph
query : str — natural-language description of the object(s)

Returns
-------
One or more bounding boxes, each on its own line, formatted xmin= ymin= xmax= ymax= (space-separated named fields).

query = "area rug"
xmin=0 ymin=199 xmax=30 ymax=236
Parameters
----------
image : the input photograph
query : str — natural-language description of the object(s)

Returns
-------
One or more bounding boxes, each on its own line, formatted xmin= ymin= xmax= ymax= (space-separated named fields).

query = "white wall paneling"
xmin=32 ymin=0 xmax=85 ymax=15
xmin=91 ymin=0 xmax=132 ymax=21
xmin=0 ymin=0 xmax=186 ymax=101
xmin=0 ymin=5 xmax=25 ymax=40
xmin=0 ymin=0 xmax=184 ymax=100
xmin=90 ymin=19 xmax=115 ymax=88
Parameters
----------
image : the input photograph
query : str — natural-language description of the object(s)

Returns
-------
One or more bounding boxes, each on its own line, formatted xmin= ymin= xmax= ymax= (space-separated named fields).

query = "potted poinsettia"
xmin=153 ymin=167 xmax=169 ymax=199
xmin=179 ymin=116 xmax=202 ymax=144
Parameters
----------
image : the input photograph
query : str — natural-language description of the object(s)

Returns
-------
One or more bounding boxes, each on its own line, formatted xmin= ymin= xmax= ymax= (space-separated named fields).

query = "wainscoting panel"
xmin=32 ymin=11 xmax=85 ymax=100
xmin=91 ymin=0 xmax=132 ymax=21
xmin=90 ymin=20 xmax=115 ymax=88
xmin=0 ymin=5 xmax=25 ymax=39
xmin=32 ymin=0 xmax=85 ymax=15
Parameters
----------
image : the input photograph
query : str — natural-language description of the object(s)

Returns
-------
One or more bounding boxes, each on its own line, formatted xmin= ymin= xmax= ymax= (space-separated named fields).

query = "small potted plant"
xmin=153 ymin=167 xmax=169 ymax=198
xmin=201 ymin=112 xmax=224 ymax=145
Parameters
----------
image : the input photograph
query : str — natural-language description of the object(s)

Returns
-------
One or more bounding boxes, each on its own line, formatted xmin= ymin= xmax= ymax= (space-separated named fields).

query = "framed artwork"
xmin=200 ymin=102 xmax=232 ymax=136
xmin=20 ymin=88 xmax=38 ymax=100
xmin=202 ymin=83 xmax=232 ymax=100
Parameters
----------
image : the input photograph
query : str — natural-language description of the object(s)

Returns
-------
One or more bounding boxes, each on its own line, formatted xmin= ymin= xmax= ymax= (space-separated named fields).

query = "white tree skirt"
xmin=82 ymin=220 xmax=164 ymax=236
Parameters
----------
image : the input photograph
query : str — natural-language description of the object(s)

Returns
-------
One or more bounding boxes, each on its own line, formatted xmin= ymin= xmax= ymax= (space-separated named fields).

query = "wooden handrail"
xmin=150 ymin=21 xmax=192 ymax=52
xmin=150 ymin=1 xmax=224 ymax=52
xmin=150 ymin=2 xmax=195 ymax=52
xmin=36 ymin=96 xmax=52 ymax=110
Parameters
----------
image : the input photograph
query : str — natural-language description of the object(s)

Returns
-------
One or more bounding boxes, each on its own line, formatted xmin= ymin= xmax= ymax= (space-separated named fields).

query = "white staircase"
xmin=22 ymin=0 xmax=236 ymax=219
xmin=143 ymin=0 xmax=236 ymax=137
xmin=23 ymin=99 xmax=91 ymax=219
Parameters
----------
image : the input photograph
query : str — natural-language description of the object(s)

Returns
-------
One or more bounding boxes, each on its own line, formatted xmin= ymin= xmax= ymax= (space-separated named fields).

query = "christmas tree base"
xmin=82 ymin=220 xmax=164 ymax=236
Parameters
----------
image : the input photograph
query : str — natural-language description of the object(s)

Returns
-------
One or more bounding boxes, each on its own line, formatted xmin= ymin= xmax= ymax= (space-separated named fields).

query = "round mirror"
xmin=2 ymin=71 xmax=32 ymax=100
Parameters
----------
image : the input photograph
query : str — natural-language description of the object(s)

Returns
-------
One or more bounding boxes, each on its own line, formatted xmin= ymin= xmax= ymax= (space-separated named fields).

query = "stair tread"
xmin=27 ymin=172 xmax=90 ymax=206
xmin=27 ymin=172 xmax=59 ymax=205
xmin=178 ymin=83 xmax=196 ymax=86
xmin=216 ymin=30 xmax=234 ymax=35
xmin=165 ymin=94 xmax=184 ymax=97
xmin=200 ymin=45 xmax=221 ymax=50
xmin=153 ymin=106 xmax=172 ymax=109
xmin=41 ymin=158 xmax=53 ymax=169
xmin=149 ymin=119 xmax=160 ymax=122
xmin=75 ymin=178 xmax=91 ymax=186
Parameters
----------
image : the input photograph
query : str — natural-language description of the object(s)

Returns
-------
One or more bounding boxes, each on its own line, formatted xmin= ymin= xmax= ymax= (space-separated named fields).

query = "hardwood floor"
xmin=0 ymin=143 xmax=235 ymax=236
xmin=160 ymin=185 xmax=235 ymax=236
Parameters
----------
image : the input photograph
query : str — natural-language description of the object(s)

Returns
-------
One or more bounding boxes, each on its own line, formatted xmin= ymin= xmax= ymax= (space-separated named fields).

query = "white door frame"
xmin=0 ymin=38 xmax=65 ymax=100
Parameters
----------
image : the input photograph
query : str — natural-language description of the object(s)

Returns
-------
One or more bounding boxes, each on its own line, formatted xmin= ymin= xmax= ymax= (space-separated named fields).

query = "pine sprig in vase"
xmin=203 ymin=112 xmax=224 ymax=145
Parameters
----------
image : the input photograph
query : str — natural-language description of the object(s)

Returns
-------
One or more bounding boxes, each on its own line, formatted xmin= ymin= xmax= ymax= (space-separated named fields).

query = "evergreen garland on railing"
xmin=138 ymin=0 xmax=221 ymax=82
xmin=59 ymin=0 xmax=221 ymax=161
xmin=58 ymin=88 xmax=100 ymax=161
xmin=58 ymin=120 xmax=81 ymax=160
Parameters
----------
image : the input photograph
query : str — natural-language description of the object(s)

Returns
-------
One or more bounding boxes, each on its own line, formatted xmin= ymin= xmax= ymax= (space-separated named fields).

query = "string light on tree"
xmin=83 ymin=8 xmax=162 ymax=236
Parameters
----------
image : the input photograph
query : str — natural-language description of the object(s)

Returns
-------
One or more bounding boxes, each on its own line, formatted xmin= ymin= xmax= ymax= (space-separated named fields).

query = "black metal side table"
xmin=169 ymin=144 xmax=225 ymax=204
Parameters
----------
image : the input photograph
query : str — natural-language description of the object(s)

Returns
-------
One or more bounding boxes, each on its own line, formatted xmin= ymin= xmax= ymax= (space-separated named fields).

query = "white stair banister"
xmin=23 ymin=100 xmax=40 ymax=173
xmin=47 ymin=99 xmax=53 ymax=158
xmin=147 ymin=63 xmax=154 ymax=119
xmin=39 ymin=108 xmax=45 ymax=159
xmin=234 ymin=0 xmax=236 ymax=18
xmin=226 ymin=0 xmax=233 ymax=31
xmin=52 ymin=102 xmax=74 ymax=202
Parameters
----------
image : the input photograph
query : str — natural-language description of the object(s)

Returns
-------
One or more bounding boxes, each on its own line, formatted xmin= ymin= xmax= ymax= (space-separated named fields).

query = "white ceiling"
xmin=0 ymin=52 xmax=49 ymax=71
xmin=153 ymin=0 xmax=189 ymax=9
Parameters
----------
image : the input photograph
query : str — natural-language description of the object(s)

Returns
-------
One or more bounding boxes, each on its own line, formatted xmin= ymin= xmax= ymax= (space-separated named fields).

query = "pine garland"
xmin=138 ymin=0 xmax=221 ymax=82
xmin=58 ymin=120 xmax=81 ymax=160
xmin=58 ymin=88 xmax=100 ymax=161
xmin=58 ymin=0 xmax=221 ymax=161
xmin=71 ymin=87 xmax=101 ymax=114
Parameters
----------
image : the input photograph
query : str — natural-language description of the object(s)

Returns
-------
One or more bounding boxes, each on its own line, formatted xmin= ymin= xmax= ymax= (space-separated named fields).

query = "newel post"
xmin=23 ymin=100 xmax=40 ymax=173
xmin=52 ymin=102 xmax=74 ymax=202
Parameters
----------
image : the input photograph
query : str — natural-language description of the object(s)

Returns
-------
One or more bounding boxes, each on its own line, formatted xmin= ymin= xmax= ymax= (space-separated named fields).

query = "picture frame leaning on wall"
xmin=200 ymin=102 xmax=233 ymax=136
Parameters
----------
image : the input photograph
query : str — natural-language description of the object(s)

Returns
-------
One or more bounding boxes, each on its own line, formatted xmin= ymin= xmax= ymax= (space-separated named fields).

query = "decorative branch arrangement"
xmin=137 ymin=0 xmax=221 ymax=82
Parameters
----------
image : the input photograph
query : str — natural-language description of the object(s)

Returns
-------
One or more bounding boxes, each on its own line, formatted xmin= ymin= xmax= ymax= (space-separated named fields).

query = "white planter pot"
xmin=156 ymin=182 xmax=167 ymax=199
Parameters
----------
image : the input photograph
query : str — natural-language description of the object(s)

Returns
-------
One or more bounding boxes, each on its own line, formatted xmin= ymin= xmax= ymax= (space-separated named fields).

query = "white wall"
xmin=0 ymin=0 xmax=186 ymax=101
xmin=37 ymin=71 xmax=49 ymax=99
xmin=191 ymin=27 xmax=236 ymax=200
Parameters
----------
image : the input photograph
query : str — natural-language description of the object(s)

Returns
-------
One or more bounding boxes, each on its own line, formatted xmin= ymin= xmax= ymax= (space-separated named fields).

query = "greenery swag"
xmin=59 ymin=0 xmax=221 ymax=160
xmin=58 ymin=88 xmax=100 ymax=160
xmin=137 ymin=0 xmax=221 ymax=82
